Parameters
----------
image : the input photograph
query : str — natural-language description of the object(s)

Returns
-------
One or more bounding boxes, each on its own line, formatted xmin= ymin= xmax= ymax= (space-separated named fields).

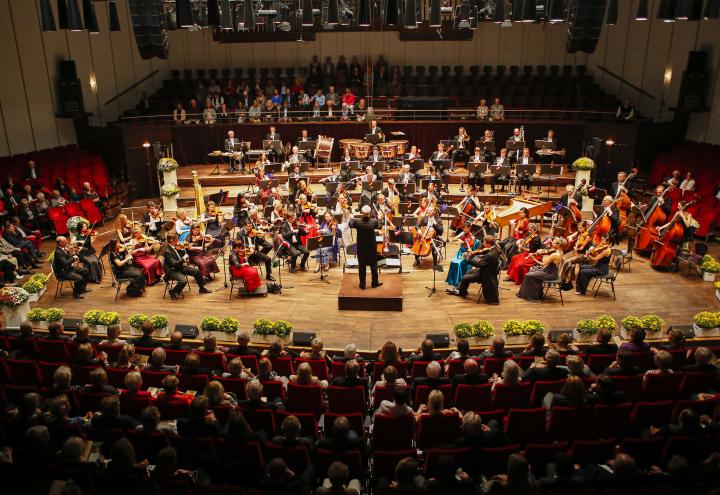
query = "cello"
xmin=451 ymin=192 xmax=477 ymax=230
xmin=634 ymin=184 xmax=673 ymax=254
xmin=650 ymin=199 xmax=697 ymax=269
xmin=411 ymin=210 xmax=438 ymax=257
xmin=613 ymin=170 xmax=637 ymax=234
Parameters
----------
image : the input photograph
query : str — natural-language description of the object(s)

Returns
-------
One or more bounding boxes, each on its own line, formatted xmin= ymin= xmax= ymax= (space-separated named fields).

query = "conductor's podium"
xmin=338 ymin=273 xmax=403 ymax=311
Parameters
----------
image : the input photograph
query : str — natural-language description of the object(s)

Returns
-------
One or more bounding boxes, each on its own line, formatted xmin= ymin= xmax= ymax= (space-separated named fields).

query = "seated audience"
xmin=583 ymin=328 xmax=618 ymax=355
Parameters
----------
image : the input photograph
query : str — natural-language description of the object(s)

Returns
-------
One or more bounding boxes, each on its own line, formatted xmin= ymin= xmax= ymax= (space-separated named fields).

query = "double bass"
xmin=614 ymin=170 xmax=637 ymax=234
xmin=650 ymin=199 xmax=697 ymax=269
xmin=587 ymin=207 xmax=612 ymax=245
xmin=635 ymin=184 xmax=673 ymax=254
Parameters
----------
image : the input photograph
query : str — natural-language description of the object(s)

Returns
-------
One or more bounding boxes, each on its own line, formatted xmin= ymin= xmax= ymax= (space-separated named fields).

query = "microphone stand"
xmin=213 ymin=234 xmax=231 ymax=292
xmin=425 ymin=236 xmax=444 ymax=298
xmin=271 ymin=242 xmax=293 ymax=293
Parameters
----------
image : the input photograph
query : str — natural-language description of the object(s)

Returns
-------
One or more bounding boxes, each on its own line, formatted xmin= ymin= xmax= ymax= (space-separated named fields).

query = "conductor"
xmin=348 ymin=205 xmax=382 ymax=289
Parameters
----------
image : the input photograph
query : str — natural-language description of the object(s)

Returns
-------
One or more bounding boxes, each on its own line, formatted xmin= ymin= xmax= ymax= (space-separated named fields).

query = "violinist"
xmin=202 ymin=201 xmax=223 ymax=240
xmin=108 ymin=238 xmax=145 ymax=297
xmin=141 ymin=202 xmax=164 ymax=238
xmin=255 ymin=152 xmax=272 ymax=172
xmin=52 ymin=236 xmax=90 ymax=299
xmin=505 ymin=223 xmax=543 ymax=285
xmin=129 ymin=228 xmax=163 ymax=285
xmin=413 ymin=206 xmax=443 ymax=270
xmin=287 ymin=163 xmax=306 ymax=202
xmin=446 ymin=223 xmax=480 ymax=290
xmin=295 ymin=193 xmax=318 ymax=245
xmin=187 ymin=223 xmax=220 ymax=280
xmin=114 ymin=214 xmax=133 ymax=244
xmin=451 ymin=187 xmax=482 ymax=234
xmin=518 ymin=237 xmax=565 ymax=302
xmin=73 ymin=220 xmax=102 ymax=283
xmin=229 ymin=240 xmax=263 ymax=293
xmin=359 ymin=165 xmax=379 ymax=208
xmin=163 ymin=233 xmax=212 ymax=300
xmin=559 ymin=221 xmax=591 ymax=289
xmin=575 ymin=237 xmax=613 ymax=295
xmin=296 ymin=180 xmax=316 ymax=205
xmin=333 ymin=183 xmax=353 ymax=210
xmin=475 ymin=203 xmax=498 ymax=237
xmin=318 ymin=211 xmax=342 ymax=270
xmin=373 ymin=193 xmax=393 ymax=222
xmin=237 ymin=217 xmax=275 ymax=281
xmin=599 ymin=195 xmax=621 ymax=244
xmin=448 ymin=235 xmax=500 ymax=304
xmin=499 ymin=207 xmax=530 ymax=262
xmin=174 ymin=209 xmax=192 ymax=243
xmin=233 ymin=193 xmax=251 ymax=227
xmin=266 ymin=187 xmax=282 ymax=209
xmin=270 ymin=202 xmax=286 ymax=225
xmin=280 ymin=211 xmax=310 ymax=273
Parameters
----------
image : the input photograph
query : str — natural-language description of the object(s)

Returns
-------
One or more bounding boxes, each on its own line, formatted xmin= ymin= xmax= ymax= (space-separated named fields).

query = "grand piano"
xmin=495 ymin=196 xmax=553 ymax=239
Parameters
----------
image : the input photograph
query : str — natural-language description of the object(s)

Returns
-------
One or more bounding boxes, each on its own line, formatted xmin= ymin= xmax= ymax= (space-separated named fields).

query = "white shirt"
xmin=680 ymin=179 xmax=695 ymax=191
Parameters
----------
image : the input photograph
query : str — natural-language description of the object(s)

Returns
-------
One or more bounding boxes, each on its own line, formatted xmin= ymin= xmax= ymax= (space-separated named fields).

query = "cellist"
xmin=553 ymin=184 xmax=583 ymax=236
xmin=635 ymin=184 xmax=673 ymax=254
xmin=413 ymin=205 xmax=443 ymax=270
xmin=656 ymin=201 xmax=699 ymax=243
xmin=451 ymin=186 xmax=482 ymax=234
xmin=595 ymin=196 xmax=621 ymax=245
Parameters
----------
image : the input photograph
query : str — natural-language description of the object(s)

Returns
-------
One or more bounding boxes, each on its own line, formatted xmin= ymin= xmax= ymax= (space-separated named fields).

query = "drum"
xmin=315 ymin=135 xmax=334 ymax=163
xmin=378 ymin=142 xmax=397 ymax=159
xmin=351 ymin=142 xmax=372 ymax=159
xmin=339 ymin=138 xmax=362 ymax=155
xmin=390 ymin=140 xmax=409 ymax=156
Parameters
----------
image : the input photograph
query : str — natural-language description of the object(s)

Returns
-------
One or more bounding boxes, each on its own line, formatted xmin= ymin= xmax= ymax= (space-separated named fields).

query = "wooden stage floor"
xmin=27 ymin=229 xmax=720 ymax=352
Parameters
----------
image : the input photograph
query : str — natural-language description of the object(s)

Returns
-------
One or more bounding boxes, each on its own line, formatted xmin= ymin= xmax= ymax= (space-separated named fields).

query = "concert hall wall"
xmin=0 ymin=0 xmax=719 ymax=158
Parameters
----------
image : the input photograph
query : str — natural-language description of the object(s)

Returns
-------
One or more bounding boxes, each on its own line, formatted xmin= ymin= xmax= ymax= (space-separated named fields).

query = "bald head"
xmin=361 ymin=205 xmax=371 ymax=217
xmin=464 ymin=358 xmax=479 ymax=376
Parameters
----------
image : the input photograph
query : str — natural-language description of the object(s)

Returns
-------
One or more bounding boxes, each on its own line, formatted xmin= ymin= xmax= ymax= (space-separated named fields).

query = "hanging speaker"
xmin=429 ymin=0 xmax=441 ymax=26
xmin=57 ymin=0 xmax=69 ymax=29
xmin=108 ymin=1 xmax=121 ymax=31
xmin=127 ymin=0 xmax=169 ymax=60
xmin=566 ymin=0 xmax=607 ymax=54
xmin=385 ymin=0 xmax=399 ymax=25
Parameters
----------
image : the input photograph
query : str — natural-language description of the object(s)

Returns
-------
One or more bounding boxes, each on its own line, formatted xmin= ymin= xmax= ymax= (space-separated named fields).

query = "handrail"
xmin=105 ymin=70 xmax=160 ymax=106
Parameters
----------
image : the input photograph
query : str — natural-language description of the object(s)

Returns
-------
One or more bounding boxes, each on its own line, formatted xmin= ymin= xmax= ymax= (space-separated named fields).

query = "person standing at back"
xmin=348 ymin=205 xmax=381 ymax=289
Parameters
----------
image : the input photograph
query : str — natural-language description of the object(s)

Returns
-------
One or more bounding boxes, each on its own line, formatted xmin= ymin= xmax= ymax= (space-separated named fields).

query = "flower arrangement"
xmin=30 ymin=273 xmax=49 ymax=285
xmin=44 ymin=308 xmax=64 ymax=322
xmin=99 ymin=311 xmax=120 ymax=326
xmin=521 ymin=320 xmax=545 ymax=336
xmin=715 ymin=281 xmax=720 ymax=290
xmin=502 ymin=319 xmax=524 ymax=337
xmin=473 ymin=320 xmax=495 ymax=339
xmin=150 ymin=315 xmax=169 ymax=329
xmin=0 ymin=287 xmax=31 ymax=309
xmin=596 ymin=314 xmax=618 ymax=332
xmin=82 ymin=309 xmax=104 ymax=326
xmin=200 ymin=316 xmax=222 ymax=333
xmin=47 ymin=251 xmax=55 ymax=266
xmin=693 ymin=311 xmax=720 ymax=329
xmin=220 ymin=317 xmax=240 ymax=334
xmin=66 ymin=216 xmax=90 ymax=235
xmin=252 ymin=318 xmax=275 ymax=337
xmin=128 ymin=313 xmax=149 ymax=329
xmin=576 ymin=318 xmax=600 ymax=335
xmin=572 ymin=157 xmax=595 ymax=171
xmin=621 ymin=316 xmax=642 ymax=331
xmin=700 ymin=255 xmax=720 ymax=273
xmin=453 ymin=322 xmax=476 ymax=339
xmin=22 ymin=279 xmax=45 ymax=294
xmin=161 ymin=184 xmax=180 ymax=198
xmin=26 ymin=308 xmax=46 ymax=322
xmin=640 ymin=314 xmax=664 ymax=333
xmin=272 ymin=320 xmax=293 ymax=339
xmin=158 ymin=157 xmax=179 ymax=173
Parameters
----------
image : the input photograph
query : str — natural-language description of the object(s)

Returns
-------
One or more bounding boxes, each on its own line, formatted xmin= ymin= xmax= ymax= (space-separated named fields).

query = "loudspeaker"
xmin=426 ymin=333 xmax=450 ymax=348
xmin=293 ymin=332 xmax=316 ymax=347
xmin=670 ymin=324 xmax=696 ymax=339
xmin=678 ymin=51 xmax=709 ymax=111
xmin=687 ymin=51 xmax=707 ymax=72
xmin=59 ymin=60 xmax=77 ymax=80
xmin=548 ymin=330 xmax=573 ymax=343
xmin=63 ymin=318 xmax=83 ymax=330
xmin=566 ymin=0 xmax=607 ymax=54
xmin=57 ymin=79 xmax=84 ymax=117
xmin=175 ymin=323 xmax=199 ymax=339
xmin=128 ymin=0 xmax=169 ymax=60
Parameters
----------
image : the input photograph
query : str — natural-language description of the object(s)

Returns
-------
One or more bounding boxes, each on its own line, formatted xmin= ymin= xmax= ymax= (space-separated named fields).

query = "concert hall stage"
xmin=338 ymin=273 xmax=403 ymax=311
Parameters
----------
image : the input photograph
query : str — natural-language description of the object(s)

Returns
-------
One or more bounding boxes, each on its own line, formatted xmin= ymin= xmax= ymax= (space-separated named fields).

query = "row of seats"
xmin=46 ymin=200 xmax=103 ymax=235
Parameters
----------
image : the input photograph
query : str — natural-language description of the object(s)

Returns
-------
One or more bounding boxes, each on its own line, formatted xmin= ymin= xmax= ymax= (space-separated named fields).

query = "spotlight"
xmin=176 ymin=0 xmax=194 ymax=27
xmin=636 ymin=0 xmax=648 ymax=20
xmin=142 ymin=141 xmax=151 ymax=148
xmin=207 ymin=0 xmax=221 ymax=25
xmin=357 ymin=0 xmax=371 ymax=26
xmin=705 ymin=0 xmax=720 ymax=18
xmin=404 ymin=0 xmax=418 ymax=27
xmin=605 ymin=138 xmax=615 ymax=146
xmin=302 ymin=0 xmax=314 ymax=26
xmin=429 ymin=0 xmax=441 ymax=27
xmin=492 ymin=0 xmax=505 ymax=23
xmin=108 ymin=1 xmax=121 ymax=31
xmin=66 ymin=0 xmax=83 ymax=31
xmin=57 ymin=0 xmax=68 ymax=29
xmin=82 ymin=0 xmax=99 ymax=33
xmin=327 ymin=0 xmax=340 ymax=25
xmin=548 ymin=0 xmax=565 ymax=23
xmin=605 ymin=0 xmax=617 ymax=24
xmin=658 ymin=0 xmax=676 ymax=21
xmin=39 ymin=0 xmax=56 ymax=31
xmin=385 ymin=0 xmax=399 ymax=25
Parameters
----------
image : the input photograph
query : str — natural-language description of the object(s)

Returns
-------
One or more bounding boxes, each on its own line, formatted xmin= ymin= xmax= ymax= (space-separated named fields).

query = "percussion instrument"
xmin=314 ymin=135 xmax=334 ymax=163
xmin=208 ymin=150 xmax=223 ymax=157
xmin=390 ymin=140 xmax=409 ymax=156
xmin=378 ymin=142 xmax=397 ymax=159
xmin=339 ymin=138 xmax=362 ymax=155
xmin=351 ymin=142 xmax=372 ymax=159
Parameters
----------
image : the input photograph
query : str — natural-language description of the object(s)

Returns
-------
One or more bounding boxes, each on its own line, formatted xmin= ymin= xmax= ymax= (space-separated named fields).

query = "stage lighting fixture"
xmin=385 ymin=0 xmax=399 ymax=25
xmin=207 ymin=0 xmax=221 ymax=25
xmin=605 ymin=0 xmax=617 ymax=24
xmin=492 ymin=0 xmax=505 ymax=22
xmin=404 ymin=0 xmax=418 ymax=27
xmin=176 ymin=0 xmax=194 ymax=27
xmin=521 ymin=0 xmax=536 ymax=22
xmin=57 ymin=0 xmax=68 ymax=29
xmin=429 ymin=0 xmax=442 ymax=27
xmin=67 ymin=0 xmax=83 ymax=31
xmin=636 ymin=0 xmax=648 ymax=20
xmin=548 ymin=0 xmax=565 ymax=23
xmin=327 ymin=0 xmax=340 ymax=24
xmin=658 ymin=0 xmax=676 ymax=21
xmin=40 ymin=0 xmax=56 ymax=31
xmin=705 ymin=0 xmax=720 ymax=18
xmin=108 ymin=1 xmax=121 ymax=31
xmin=357 ymin=0 xmax=371 ymax=26
xmin=82 ymin=0 xmax=99 ymax=33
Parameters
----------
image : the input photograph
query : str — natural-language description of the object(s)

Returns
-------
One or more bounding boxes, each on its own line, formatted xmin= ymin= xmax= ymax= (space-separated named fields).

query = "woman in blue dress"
xmin=317 ymin=211 xmax=342 ymax=271
xmin=446 ymin=223 xmax=480 ymax=288
xmin=174 ymin=209 xmax=192 ymax=243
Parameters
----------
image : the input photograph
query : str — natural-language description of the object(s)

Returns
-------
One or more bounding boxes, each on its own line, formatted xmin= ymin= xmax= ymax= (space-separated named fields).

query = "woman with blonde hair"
xmin=174 ymin=209 xmax=191 ymax=242
xmin=415 ymin=389 xmax=460 ymax=419
xmin=491 ymin=359 xmax=522 ymax=390
xmin=290 ymin=362 xmax=328 ymax=388
xmin=203 ymin=380 xmax=237 ymax=407
xmin=113 ymin=344 xmax=139 ymax=370
xmin=114 ymin=214 xmax=133 ymax=243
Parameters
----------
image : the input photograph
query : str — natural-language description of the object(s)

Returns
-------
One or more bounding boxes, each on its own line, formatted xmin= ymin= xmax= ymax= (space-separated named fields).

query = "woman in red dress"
xmin=188 ymin=224 xmax=220 ymax=280
xmin=505 ymin=224 xmax=544 ymax=285
xmin=229 ymin=240 xmax=262 ymax=292
xmin=296 ymin=193 xmax=318 ymax=246
xmin=129 ymin=228 xmax=163 ymax=285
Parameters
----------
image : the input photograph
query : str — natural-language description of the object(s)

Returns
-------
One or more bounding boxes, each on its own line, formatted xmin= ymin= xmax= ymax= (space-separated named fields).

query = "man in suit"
xmin=610 ymin=171 xmax=632 ymax=198
xmin=331 ymin=359 xmax=368 ymax=395
xmin=227 ymin=331 xmax=261 ymax=357
xmin=369 ymin=119 xmax=383 ymax=142
xmin=280 ymin=211 xmax=310 ymax=273
xmin=237 ymin=217 xmax=274 ymax=281
xmin=583 ymin=329 xmax=619 ymax=356
xmin=265 ymin=126 xmax=282 ymax=161
xmin=24 ymin=160 xmax=41 ymax=181
xmin=450 ymin=236 xmax=500 ymax=304
xmin=467 ymin=147 xmax=487 ymax=191
xmin=490 ymin=148 xmax=510 ymax=192
xmin=348 ymin=205 xmax=381 ymax=289
xmin=4 ymin=221 xmax=40 ymax=261
xmin=52 ymin=236 xmax=90 ymax=299
xmin=451 ymin=359 xmax=489 ymax=387
xmin=452 ymin=127 xmax=471 ymax=165
xmin=412 ymin=361 xmax=450 ymax=395
xmin=555 ymin=184 xmax=584 ymax=215
xmin=515 ymin=147 xmax=534 ymax=192
xmin=163 ymin=233 xmax=211 ymax=300
xmin=133 ymin=320 xmax=162 ymax=348
xmin=266 ymin=125 xmax=281 ymax=142
xmin=224 ymin=130 xmax=242 ymax=172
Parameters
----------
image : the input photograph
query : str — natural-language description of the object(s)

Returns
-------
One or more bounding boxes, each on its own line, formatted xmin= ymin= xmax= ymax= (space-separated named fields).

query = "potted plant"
xmin=23 ymin=273 xmax=49 ymax=302
xmin=150 ymin=314 xmax=170 ymax=337
xmin=473 ymin=320 xmax=495 ymax=345
xmin=160 ymin=183 xmax=180 ymax=213
xmin=66 ymin=216 xmax=90 ymax=235
xmin=596 ymin=314 xmax=618 ymax=334
xmin=128 ymin=313 xmax=149 ymax=331
xmin=620 ymin=316 xmax=642 ymax=339
xmin=99 ymin=311 xmax=120 ymax=327
xmin=273 ymin=320 xmax=293 ymax=342
xmin=699 ymin=255 xmax=720 ymax=282
xmin=693 ymin=311 xmax=720 ymax=337
xmin=640 ymin=314 xmax=664 ymax=335
xmin=503 ymin=319 xmax=527 ymax=345
xmin=574 ymin=318 xmax=599 ymax=342
xmin=27 ymin=307 xmax=46 ymax=328
xmin=0 ymin=287 xmax=31 ymax=326
xmin=522 ymin=320 xmax=544 ymax=337
xmin=83 ymin=309 xmax=105 ymax=334
xmin=220 ymin=316 xmax=240 ymax=335
xmin=252 ymin=318 xmax=275 ymax=341
xmin=44 ymin=308 xmax=64 ymax=325
xmin=453 ymin=322 xmax=476 ymax=340
xmin=200 ymin=316 xmax=222 ymax=334
xmin=158 ymin=157 xmax=179 ymax=173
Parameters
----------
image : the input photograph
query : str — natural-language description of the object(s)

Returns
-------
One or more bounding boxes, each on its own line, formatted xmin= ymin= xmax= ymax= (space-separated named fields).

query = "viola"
xmin=650 ymin=199 xmax=697 ymax=269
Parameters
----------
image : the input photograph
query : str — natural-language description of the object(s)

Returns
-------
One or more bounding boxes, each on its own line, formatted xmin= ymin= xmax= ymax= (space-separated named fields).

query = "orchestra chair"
xmin=379 ymin=243 xmax=402 ymax=273
xmin=372 ymin=413 xmax=415 ymax=450
xmin=673 ymin=241 xmax=708 ymax=275
xmin=540 ymin=261 xmax=568 ymax=305
xmin=590 ymin=255 xmax=623 ymax=299
xmin=161 ymin=273 xmax=191 ymax=299
xmin=109 ymin=262 xmax=136 ymax=301
xmin=53 ymin=277 xmax=75 ymax=300
xmin=616 ymin=236 xmax=635 ymax=272
xmin=505 ymin=407 xmax=547 ymax=445
xmin=342 ymin=243 xmax=359 ymax=272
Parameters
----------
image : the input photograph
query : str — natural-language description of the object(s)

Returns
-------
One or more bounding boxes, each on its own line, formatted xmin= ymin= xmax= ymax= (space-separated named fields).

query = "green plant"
xmin=576 ymin=318 xmax=600 ymax=335
xmin=128 ymin=313 xmax=149 ymax=329
xmin=99 ymin=311 xmax=120 ymax=326
xmin=503 ymin=319 xmax=524 ymax=337
xmin=150 ymin=315 xmax=169 ymax=329
xmin=47 ymin=251 xmax=55 ymax=266
xmin=473 ymin=320 xmax=495 ymax=339
xmin=596 ymin=314 xmax=617 ymax=332
xmin=693 ymin=311 xmax=720 ymax=329
xmin=26 ymin=308 xmax=46 ymax=322
xmin=220 ymin=317 xmax=240 ymax=334
xmin=700 ymin=255 xmax=720 ymax=273
xmin=272 ymin=320 xmax=293 ymax=339
xmin=640 ymin=314 xmax=664 ymax=333
xmin=715 ymin=281 xmax=720 ymax=290
xmin=200 ymin=316 xmax=222 ymax=333
xmin=82 ymin=309 xmax=104 ymax=326
xmin=158 ymin=157 xmax=179 ymax=173
xmin=66 ymin=216 xmax=90 ymax=234
xmin=252 ymin=318 xmax=274 ymax=336
xmin=161 ymin=184 xmax=180 ymax=197
xmin=44 ymin=308 xmax=64 ymax=322
xmin=521 ymin=320 xmax=544 ymax=336
xmin=571 ymin=157 xmax=595 ymax=171
xmin=29 ymin=273 xmax=49 ymax=285
xmin=621 ymin=316 xmax=642 ymax=331
xmin=22 ymin=279 xmax=45 ymax=294
xmin=453 ymin=322 xmax=476 ymax=339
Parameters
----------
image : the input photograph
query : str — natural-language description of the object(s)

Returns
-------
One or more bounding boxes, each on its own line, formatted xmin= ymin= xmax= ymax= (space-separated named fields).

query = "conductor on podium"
xmin=349 ymin=205 xmax=382 ymax=289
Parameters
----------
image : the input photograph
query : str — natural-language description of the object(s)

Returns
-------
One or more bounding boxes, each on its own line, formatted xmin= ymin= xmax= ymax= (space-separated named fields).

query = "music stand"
xmin=476 ymin=140 xmax=496 ymax=155
xmin=407 ymin=158 xmax=424 ymax=173
xmin=466 ymin=161 xmax=482 ymax=177
xmin=397 ymin=183 xmax=417 ymax=196
xmin=323 ymin=182 xmax=339 ymax=195
xmin=264 ymin=163 xmax=282 ymax=174
xmin=298 ymin=140 xmax=316 ymax=152
xmin=432 ymin=159 xmax=452 ymax=174
xmin=506 ymin=139 xmax=525 ymax=161
xmin=259 ymin=179 xmax=278 ymax=190
xmin=535 ymin=139 xmax=554 ymax=152
xmin=440 ymin=139 xmax=455 ymax=149
xmin=365 ymin=133 xmax=381 ymax=144
xmin=263 ymin=139 xmax=282 ymax=153
xmin=362 ymin=181 xmax=382 ymax=193
xmin=420 ymin=179 xmax=443 ymax=191
xmin=306 ymin=235 xmax=333 ymax=283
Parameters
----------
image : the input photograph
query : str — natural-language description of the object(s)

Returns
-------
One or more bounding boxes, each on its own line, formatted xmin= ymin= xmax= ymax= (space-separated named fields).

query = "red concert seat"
xmin=371 ymin=384 xmax=408 ymax=410
xmin=140 ymin=370 xmax=172 ymax=388
xmin=505 ymin=407 xmax=547 ymax=444
xmin=414 ymin=384 xmax=453 ymax=408
xmin=331 ymin=360 xmax=366 ymax=378
xmin=259 ymin=379 xmax=285 ymax=401
xmin=327 ymin=385 xmax=366 ymax=414
xmin=445 ymin=359 xmax=467 ymax=377
xmin=215 ymin=376 xmax=247 ymax=400
xmin=95 ymin=344 xmax=124 ymax=363
xmin=529 ymin=379 xmax=566 ymax=405
xmin=626 ymin=352 xmax=654 ymax=371
xmin=372 ymin=361 xmax=407 ymax=382
xmin=454 ymin=383 xmax=493 ymax=412
xmin=641 ymin=372 xmax=684 ymax=402
xmin=225 ymin=354 xmax=259 ymax=373
xmin=547 ymin=406 xmax=591 ymax=441
xmin=372 ymin=413 xmax=415 ymax=450
xmin=592 ymin=402 xmax=633 ymax=439
xmin=631 ymin=400 xmax=674 ymax=429
xmin=264 ymin=443 xmax=310 ymax=473
xmin=47 ymin=207 xmax=69 ymax=236
xmin=570 ymin=439 xmax=617 ymax=466
xmin=481 ymin=357 xmax=511 ymax=376
xmin=679 ymin=371 xmax=719 ymax=396
xmin=478 ymin=444 xmax=522 ymax=477
xmin=2 ymin=384 xmax=39 ymax=405
xmin=105 ymin=368 xmax=132 ymax=388
xmin=372 ymin=450 xmax=416 ymax=479
xmin=523 ymin=442 xmax=569 ymax=477
xmin=661 ymin=435 xmax=710 ymax=463
xmin=194 ymin=351 xmax=226 ymax=372
xmin=423 ymin=447 xmax=473 ymax=477
xmin=178 ymin=373 xmax=209 ymax=393
xmin=416 ymin=412 xmax=462 ymax=450
xmin=665 ymin=349 xmax=689 ymax=369
xmin=7 ymin=337 xmax=38 ymax=358
xmin=673 ymin=398 xmax=717 ymax=421
xmin=79 ymin=198 xmax=103 ymax=225
xmin=269 ymin=356 xmax=294 ymax=377
xmin=239 ymin=407 xmax=276 ymax=435
xmin=611 ymin=375 xmax=644 ymax=403
xmin=171 ymin=436 xmax=215 ymax=457
xmin=618 ymin=436 xmax=665 ymax=468
xmin=492 ymin=382 xmax=532 ymax=412
xmin=163 ymin=349 xmax=189 ymax=366
xmin=125 ymin=429 xmax=170 ymax=463
xmin=64 ymin=202 xmax=84 ymax=218
xmin=294 ymin=358 xmax=329 ymax=381
xmin=286 ymin=382 xmax=325 ymax=417
xmin=515 ymin=355 xmax=536 ymax=371
xmin=4 ymin=358 xmax=41 ymax=386
xmin=586 ymin=353 xmax=616 ymax=375
xmin=157 ymin=399 xmax=191 ymax=420
xmin=36 ymin=340 xmax=70 ymax=362
xmin=77 ymin=391 xmax=112 ymax=414
xmin=120 ymin=391 xmax=154 ymax=417
xmin=276 ymin=410 xmax=320 ymax=439
xmin=37 ymin=361 xmax=67 ymax=384
xmin=410 ymin=361 xmax=432 ymax=381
